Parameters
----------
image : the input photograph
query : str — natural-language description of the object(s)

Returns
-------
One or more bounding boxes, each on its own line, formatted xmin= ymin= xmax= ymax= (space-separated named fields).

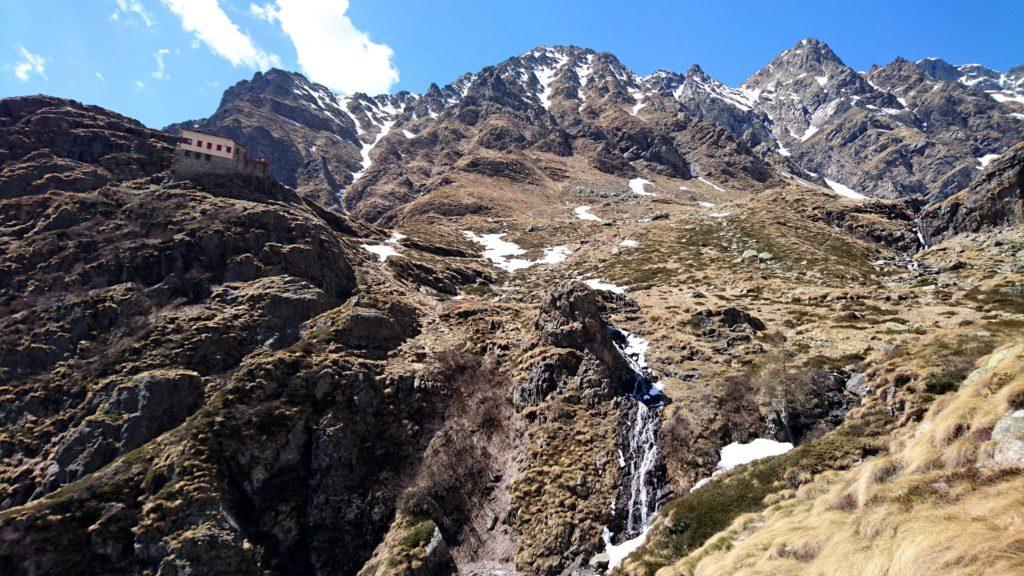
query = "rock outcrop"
xmin=920 ymin=141 xmax=1024 ymax=241
xmin=0 ymin=95 xmax=176 ymax=198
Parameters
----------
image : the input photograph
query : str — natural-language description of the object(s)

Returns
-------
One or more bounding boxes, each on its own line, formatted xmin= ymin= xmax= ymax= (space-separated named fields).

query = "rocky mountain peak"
xmin=867 ymin=56 xmax=933 ymax=95
xmin=740 ymin=38 xmax=898 ymax=150
xmin=772 ymin=38 xmax=845 ymax=74
xmin=638 ymin=69 xmax=683 ymax=93
xmin=916 ymin=56 xmax=961 ymax=82
xmin=159 ymin=39 xmax=1024 ymax=212
xmin=674 ymin=64 xmax=755 ymax=113
xmin=915 ymin=57 xmax=1024 ymax=105
xmin=220 ymin=67 xmax=308 ymax=104
xmin=742 ymin=37 xmax=876 ymax=105
xmin=684 ymin=64 xmax=710 ymax=80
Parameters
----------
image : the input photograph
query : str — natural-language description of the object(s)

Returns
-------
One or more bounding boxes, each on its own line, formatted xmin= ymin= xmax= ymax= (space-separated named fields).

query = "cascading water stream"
xmin=623 ymin=399 xmax=659 ymax=534
xmin=601 ymin=327 xmax=666 ymax=568
xmin=914 ymin=218 xmax=929 ymax=250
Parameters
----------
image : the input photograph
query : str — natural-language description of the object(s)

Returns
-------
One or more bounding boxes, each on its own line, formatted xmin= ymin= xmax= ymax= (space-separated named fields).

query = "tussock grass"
xmin=653 ymin=343 xmax=1024 ymax=576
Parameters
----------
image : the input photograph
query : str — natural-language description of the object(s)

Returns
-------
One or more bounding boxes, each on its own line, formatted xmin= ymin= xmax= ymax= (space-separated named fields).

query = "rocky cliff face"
xmin=917 ymin=57 xmax=1024 ymax=107
xmin=0 ymin=95 xmax=495 ymax=575
xmin=920 ymin=141 xmax=1024 ymax=241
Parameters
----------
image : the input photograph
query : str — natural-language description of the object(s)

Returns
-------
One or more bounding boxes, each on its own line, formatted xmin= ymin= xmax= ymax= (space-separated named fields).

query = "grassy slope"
xmin=626 ymin=342 xmax=1024 ymax=576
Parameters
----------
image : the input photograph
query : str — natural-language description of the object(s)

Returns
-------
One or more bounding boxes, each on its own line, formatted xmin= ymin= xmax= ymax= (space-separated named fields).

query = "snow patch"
xmin=536 ymin=245 xmax=571 ymax=265
xmin=402 ymin=129 xmax=415 ymax=139
xmin=716 ymin=439 xmax=793 ymax=472
xmin=359 ymin=231 xmax=406 ymax=262
xmin=584 ymin=278 xmax=626 ymax=294
xmin=463 ymin=231 xmax=569 ymax=272
xmin=991 ymin=92 xmax=1024 ymax=104
xmin=350 ymin=120 xmax=395 ymax=185
xmin=629 ymin=178 xmax=656 ymax=196
xmin=535 ymin=52 xmax=569 ymax=110
xmin=630 ymin=89 xmax=647 ymax=116
xmin=697 ymin=201 xmax=715 ymax=208
xmin=603 ymin=526 xmax=652 ymax=570
xmin=977 ymin=153 xmax=1000 ymax=169
xmin=799 ymin=124 xmax=820 ymax=142
xmin=697 ymin=177 xmax=725 ymax=192
xmin=690 ymin=438 xmax=794 ymax=493
xmin=361 ymin=244 xmax=399 ymax=262
xmin=619 ymin=239 xmax=639 ymax=248
xmin=575 ymin=205 xmax=604 ymax=222
xmin=689 ymin=477 xmax=711 ymax=492
xmin=824 ymin=178 xmax=867 ymax=200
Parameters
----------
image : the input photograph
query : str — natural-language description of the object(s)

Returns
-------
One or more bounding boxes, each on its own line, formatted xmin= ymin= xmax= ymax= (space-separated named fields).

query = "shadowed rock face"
xmin=0 ymin=93 xmax=492 ymax=576
xmin=0 ymin=166 xmax=363 ymax=510
xmin=920 ymin=141 xmax=1024 ymax=241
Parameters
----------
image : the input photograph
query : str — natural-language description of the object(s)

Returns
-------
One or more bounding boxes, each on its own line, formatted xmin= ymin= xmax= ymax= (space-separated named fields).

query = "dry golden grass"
xmin=658 ymin=343 xmax=1024 ymax=576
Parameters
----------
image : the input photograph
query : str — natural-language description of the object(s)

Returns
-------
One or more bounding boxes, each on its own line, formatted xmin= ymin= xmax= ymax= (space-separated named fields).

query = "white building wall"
xmin=178 ymin=129 xmax=238 ymax=160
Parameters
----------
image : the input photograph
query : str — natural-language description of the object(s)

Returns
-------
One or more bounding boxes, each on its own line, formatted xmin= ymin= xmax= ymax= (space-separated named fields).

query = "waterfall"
xmin=624 ymin=399 xmax=659 ymax=534
xmin=601 ymin=327 xmax=665 ymax=567
xmin=915 ymin=218 xmax=929 ymax=249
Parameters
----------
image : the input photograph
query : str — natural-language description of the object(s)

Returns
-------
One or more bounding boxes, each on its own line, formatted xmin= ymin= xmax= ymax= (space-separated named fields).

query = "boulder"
xmin=988 ymin=408 xmax=1024 ymax=470
xmin=845 ymin=372 xmax=870 ymax=396
xmin=589 ymin=553 xmax=610 ymax=571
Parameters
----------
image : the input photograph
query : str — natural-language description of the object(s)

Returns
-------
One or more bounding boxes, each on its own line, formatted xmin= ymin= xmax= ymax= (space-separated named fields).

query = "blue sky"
xmin=2 ymin=0 xmax=1022 ymax=128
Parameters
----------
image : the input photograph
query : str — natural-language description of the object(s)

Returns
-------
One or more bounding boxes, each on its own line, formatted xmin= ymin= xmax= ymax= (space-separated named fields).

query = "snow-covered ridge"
xmin=917 ymin=57 xmax=1024 ymax=104
xmin=675 ymin=67 xmax=755 ymax=112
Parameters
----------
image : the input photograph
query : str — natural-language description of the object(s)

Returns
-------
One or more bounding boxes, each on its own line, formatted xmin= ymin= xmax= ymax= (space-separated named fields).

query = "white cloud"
xmin=264 ymin=0 xmax=399 ymax=95
xmin=95 ymin=72 xmax=106 ymax=82
xmin=160 ymin=0 xmax=280 ymax=69
xmin=111 ymin=0 xmax=154 ymax=27
xmin=152 ymin=48 xmax=171 ymax=80
xmin=12 ymin=45 xmax=46 ymax=81
xmin=249 ymin=2 xmax=277 ymax=22
xmin=134 ymin=79 xmax=146 ymax=91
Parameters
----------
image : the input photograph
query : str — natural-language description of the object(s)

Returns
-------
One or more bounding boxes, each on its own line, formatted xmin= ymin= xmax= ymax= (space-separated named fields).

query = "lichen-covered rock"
xmin=989 ymin=407 xmax=1024 ymax=470
xmin=32 ymin=369 xmax=203 ymax=498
